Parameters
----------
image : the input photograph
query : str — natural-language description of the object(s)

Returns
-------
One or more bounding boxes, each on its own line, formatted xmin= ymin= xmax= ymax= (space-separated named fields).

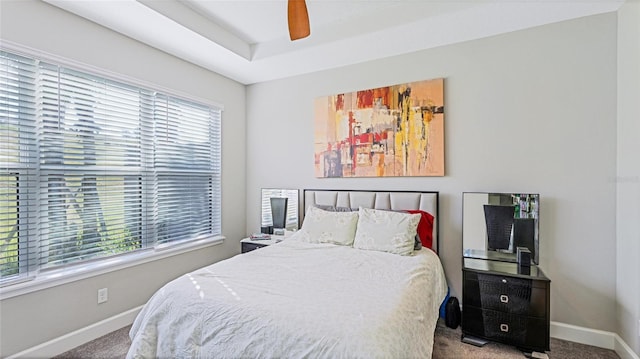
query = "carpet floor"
xmin=55 ymin=319 xmax=621 ymax=359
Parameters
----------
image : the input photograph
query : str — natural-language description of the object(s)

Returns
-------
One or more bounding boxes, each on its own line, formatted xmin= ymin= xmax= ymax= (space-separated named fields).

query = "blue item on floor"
xmin=439 ymin=286 xmax=450 ymax=318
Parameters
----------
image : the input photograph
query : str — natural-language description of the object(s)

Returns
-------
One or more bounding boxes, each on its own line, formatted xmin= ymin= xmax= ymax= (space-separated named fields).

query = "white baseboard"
xmin=8 ymin=305 xmax=143 ymax=359
xmin=615 ymin=334 xmax=640 ymax=359
xmin=551 ymin=321 xmax=639 ymax=359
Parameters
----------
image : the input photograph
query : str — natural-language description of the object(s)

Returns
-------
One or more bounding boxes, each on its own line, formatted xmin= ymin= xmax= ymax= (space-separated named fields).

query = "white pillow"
xmin=294 ymin=206 xmax=359 ymax=245
xmin=353 ymin=207 xmax=421 ymax=255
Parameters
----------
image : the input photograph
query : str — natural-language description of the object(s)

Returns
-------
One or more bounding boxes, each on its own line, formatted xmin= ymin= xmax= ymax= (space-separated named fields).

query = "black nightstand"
xmin=240 ymin=237 xmax=282 ymax=253
xmin=462 ymin=257 xmax=551 ymax=353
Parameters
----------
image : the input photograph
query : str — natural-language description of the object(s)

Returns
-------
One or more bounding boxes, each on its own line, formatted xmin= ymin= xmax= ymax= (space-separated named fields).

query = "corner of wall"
xmin=616 ymin=0 xmax=640 ymax=356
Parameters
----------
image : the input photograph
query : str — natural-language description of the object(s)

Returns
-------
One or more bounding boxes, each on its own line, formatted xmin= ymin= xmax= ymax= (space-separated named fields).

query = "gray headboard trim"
xmin=303 ymin=189 xmax=440 ymax=254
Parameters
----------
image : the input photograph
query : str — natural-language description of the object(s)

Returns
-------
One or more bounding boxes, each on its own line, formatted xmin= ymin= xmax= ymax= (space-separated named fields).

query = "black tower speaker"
xmin=513 ymin=217 xmax=535 ymax=260
xmin=517 ymin=246 xmax=532 ymax=267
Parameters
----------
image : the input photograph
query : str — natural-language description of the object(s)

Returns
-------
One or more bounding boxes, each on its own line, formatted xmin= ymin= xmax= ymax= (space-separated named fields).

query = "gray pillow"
xmin=414 ymin=236 xmax=422 ymax=250
xmin=314 ymin=205 xmax=356 ymax=212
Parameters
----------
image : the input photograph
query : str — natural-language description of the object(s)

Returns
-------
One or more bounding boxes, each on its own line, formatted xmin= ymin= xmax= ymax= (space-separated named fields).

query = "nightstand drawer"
xmin=463 ymin=271 xmax=547 ymax=317
xmin=462 ymin=306 xmax=548 ymax=351
xmin=241 ymin=241 xmax=267 ymax=253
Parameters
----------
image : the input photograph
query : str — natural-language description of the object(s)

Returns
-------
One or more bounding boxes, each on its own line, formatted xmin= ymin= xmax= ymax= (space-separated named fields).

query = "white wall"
xmin=616 ymin=0 xmax=640 ymax=354
xmin=0 ymin=1 xmax=247 ymax=357
xmin=247 ymin=13 xmax=619 ymax=332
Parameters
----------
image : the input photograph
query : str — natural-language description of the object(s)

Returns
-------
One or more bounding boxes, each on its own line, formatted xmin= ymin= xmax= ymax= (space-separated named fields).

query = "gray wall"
xmin=247 ymin=13 xmax=620 ymax=332
xmin=0 ymin=1 xmax=247 ymax=357
xmin=616 ymin=1 xmax=640 ymax=354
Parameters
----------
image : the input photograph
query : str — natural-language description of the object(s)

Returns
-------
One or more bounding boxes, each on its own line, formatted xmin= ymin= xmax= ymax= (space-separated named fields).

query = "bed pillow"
xmin=401 ymin=209 xmax=435 ymax=250
xmin=353 ymin=207 xmax=421 ymax=255
xmin=294 ymin=206 xmax=359 ymax=245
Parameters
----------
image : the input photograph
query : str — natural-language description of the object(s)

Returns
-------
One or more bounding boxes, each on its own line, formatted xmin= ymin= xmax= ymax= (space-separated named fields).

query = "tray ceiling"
xmin=43 ymin=0 xmax=623 ymax=84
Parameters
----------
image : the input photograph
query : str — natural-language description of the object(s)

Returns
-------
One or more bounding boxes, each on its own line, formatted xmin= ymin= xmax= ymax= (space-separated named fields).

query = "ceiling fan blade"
xmin=288 ymin=0 xmax=310 ymax=41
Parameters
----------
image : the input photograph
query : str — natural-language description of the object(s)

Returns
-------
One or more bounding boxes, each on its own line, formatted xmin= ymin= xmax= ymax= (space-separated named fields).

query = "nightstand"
xmin=462 ymin=257 xmax=550 ymax=353
xmin=240 ymin=236 xmax=283 ymax=253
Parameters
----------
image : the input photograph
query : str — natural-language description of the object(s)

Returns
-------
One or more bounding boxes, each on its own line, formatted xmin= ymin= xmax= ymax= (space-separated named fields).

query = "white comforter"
xmin=127 ymin=239 xmax=448 ymax=359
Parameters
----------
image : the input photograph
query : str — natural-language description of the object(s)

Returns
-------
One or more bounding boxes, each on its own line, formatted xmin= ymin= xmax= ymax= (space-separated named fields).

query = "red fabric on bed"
xmin=404 ymin=210 xmax=434 ymax=250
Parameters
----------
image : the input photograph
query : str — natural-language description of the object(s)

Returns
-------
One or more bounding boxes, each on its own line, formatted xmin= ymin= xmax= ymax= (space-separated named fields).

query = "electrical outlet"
xmin=97 ymin=288 xmax=108 ymax=304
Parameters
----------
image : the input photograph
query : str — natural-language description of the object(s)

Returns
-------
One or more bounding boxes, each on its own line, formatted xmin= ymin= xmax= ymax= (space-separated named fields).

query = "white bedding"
xmin=127 ymin=239 xmax=448 ymax=359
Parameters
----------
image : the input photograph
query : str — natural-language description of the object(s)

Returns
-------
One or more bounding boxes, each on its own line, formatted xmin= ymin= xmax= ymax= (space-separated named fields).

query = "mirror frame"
xmin=462 ymin=192 xmax=540 ymax=264
xmin=261 ymin=188 xmax=299 ymax=231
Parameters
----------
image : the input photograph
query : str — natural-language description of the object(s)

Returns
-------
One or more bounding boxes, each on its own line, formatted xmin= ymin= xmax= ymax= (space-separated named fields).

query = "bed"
xmin=127 ymin=190 xmax=448 ymax=359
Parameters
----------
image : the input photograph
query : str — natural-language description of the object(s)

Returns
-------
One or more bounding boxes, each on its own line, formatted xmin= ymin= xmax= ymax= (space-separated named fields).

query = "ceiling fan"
xmin=288 ymin=0 xmax=310 ymax=40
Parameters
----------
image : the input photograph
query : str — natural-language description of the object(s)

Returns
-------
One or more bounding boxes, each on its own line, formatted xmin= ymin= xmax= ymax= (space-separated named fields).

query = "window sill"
xmin=0 ymin=235 xmax=225 ymax=301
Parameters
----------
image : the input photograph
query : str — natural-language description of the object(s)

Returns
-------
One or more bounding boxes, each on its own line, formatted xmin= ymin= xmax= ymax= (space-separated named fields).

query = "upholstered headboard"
xmin=303 ymin=189 xmax=440 ymax=254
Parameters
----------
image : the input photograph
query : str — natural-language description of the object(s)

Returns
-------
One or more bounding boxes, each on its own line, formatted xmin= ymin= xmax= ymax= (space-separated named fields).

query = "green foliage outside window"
xmin=0 ymin=176 xmax=19 ymax=277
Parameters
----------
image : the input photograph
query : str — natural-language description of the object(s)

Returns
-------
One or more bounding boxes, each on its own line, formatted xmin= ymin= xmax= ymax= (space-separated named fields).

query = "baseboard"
xmin=551 ymin=321 xmax=639 ymax=359
xmin=8 ymin=305 xmax=143 ymax=359
xmin=615 ymin=334 xmax=640 ymax=359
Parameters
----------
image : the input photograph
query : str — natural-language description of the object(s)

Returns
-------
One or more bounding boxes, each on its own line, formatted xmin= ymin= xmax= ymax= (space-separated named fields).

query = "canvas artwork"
xmin=314 ymin=78 xmax=444 ymax=178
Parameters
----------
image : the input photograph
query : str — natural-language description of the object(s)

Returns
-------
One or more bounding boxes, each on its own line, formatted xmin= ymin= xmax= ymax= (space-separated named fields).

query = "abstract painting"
xmin=314 ymin=78 xmax=444 ymax=178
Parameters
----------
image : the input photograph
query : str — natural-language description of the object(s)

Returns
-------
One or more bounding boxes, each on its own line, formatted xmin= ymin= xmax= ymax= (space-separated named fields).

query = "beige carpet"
xmin=55 ymin=320 xmax=621 ymax=359
xmin=432 ymin=320 xmax=620 ymax=359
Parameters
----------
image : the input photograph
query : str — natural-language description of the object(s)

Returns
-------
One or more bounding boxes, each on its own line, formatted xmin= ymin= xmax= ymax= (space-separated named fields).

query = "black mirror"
xmin=261 ymin=189 xmax=299 ymax=232
xmin=463 ymin=192 xmax=539 ymax=264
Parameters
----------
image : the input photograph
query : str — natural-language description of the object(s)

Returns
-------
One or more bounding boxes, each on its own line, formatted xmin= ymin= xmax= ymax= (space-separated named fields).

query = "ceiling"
xmin=43 ymin=0 xmax=623 ymax=85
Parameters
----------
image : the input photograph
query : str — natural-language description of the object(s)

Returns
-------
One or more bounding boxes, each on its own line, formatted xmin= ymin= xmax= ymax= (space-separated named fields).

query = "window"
xmin=0 ymin=49 xmax=222 ymax=286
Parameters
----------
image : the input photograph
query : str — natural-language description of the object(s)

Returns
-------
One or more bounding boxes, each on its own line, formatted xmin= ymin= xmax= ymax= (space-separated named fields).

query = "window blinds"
xmin=0 ymin=51 xmax=37 ymax=278
xmin=0 ymin=49 xmax=222 ymax=283
xmin=153 ymin=95 xmax=221 ymax=245
xmin=37 ymin=64 xmax=147 ymax=269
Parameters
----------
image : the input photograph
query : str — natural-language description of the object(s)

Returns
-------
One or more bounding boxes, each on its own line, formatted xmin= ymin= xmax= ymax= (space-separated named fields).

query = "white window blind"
xmin=153 ymin=95 xmax=221 ymax=245
xmin=0 ymin=51 xmax=37 ymax=278
xmin=0 ymin=49 xmax=222 ymax=285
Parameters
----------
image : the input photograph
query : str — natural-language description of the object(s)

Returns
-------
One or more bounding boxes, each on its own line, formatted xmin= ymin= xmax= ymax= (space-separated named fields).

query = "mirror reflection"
xmin=261 ymin=188 xmax=299 ymax=232
xmin=463 ymin=192 xmax=539 ymax=264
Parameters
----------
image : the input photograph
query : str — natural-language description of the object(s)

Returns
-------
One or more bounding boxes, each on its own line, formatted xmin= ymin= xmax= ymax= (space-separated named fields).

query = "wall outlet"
xmin=97 ymin=288 xmax=108 ymax=304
